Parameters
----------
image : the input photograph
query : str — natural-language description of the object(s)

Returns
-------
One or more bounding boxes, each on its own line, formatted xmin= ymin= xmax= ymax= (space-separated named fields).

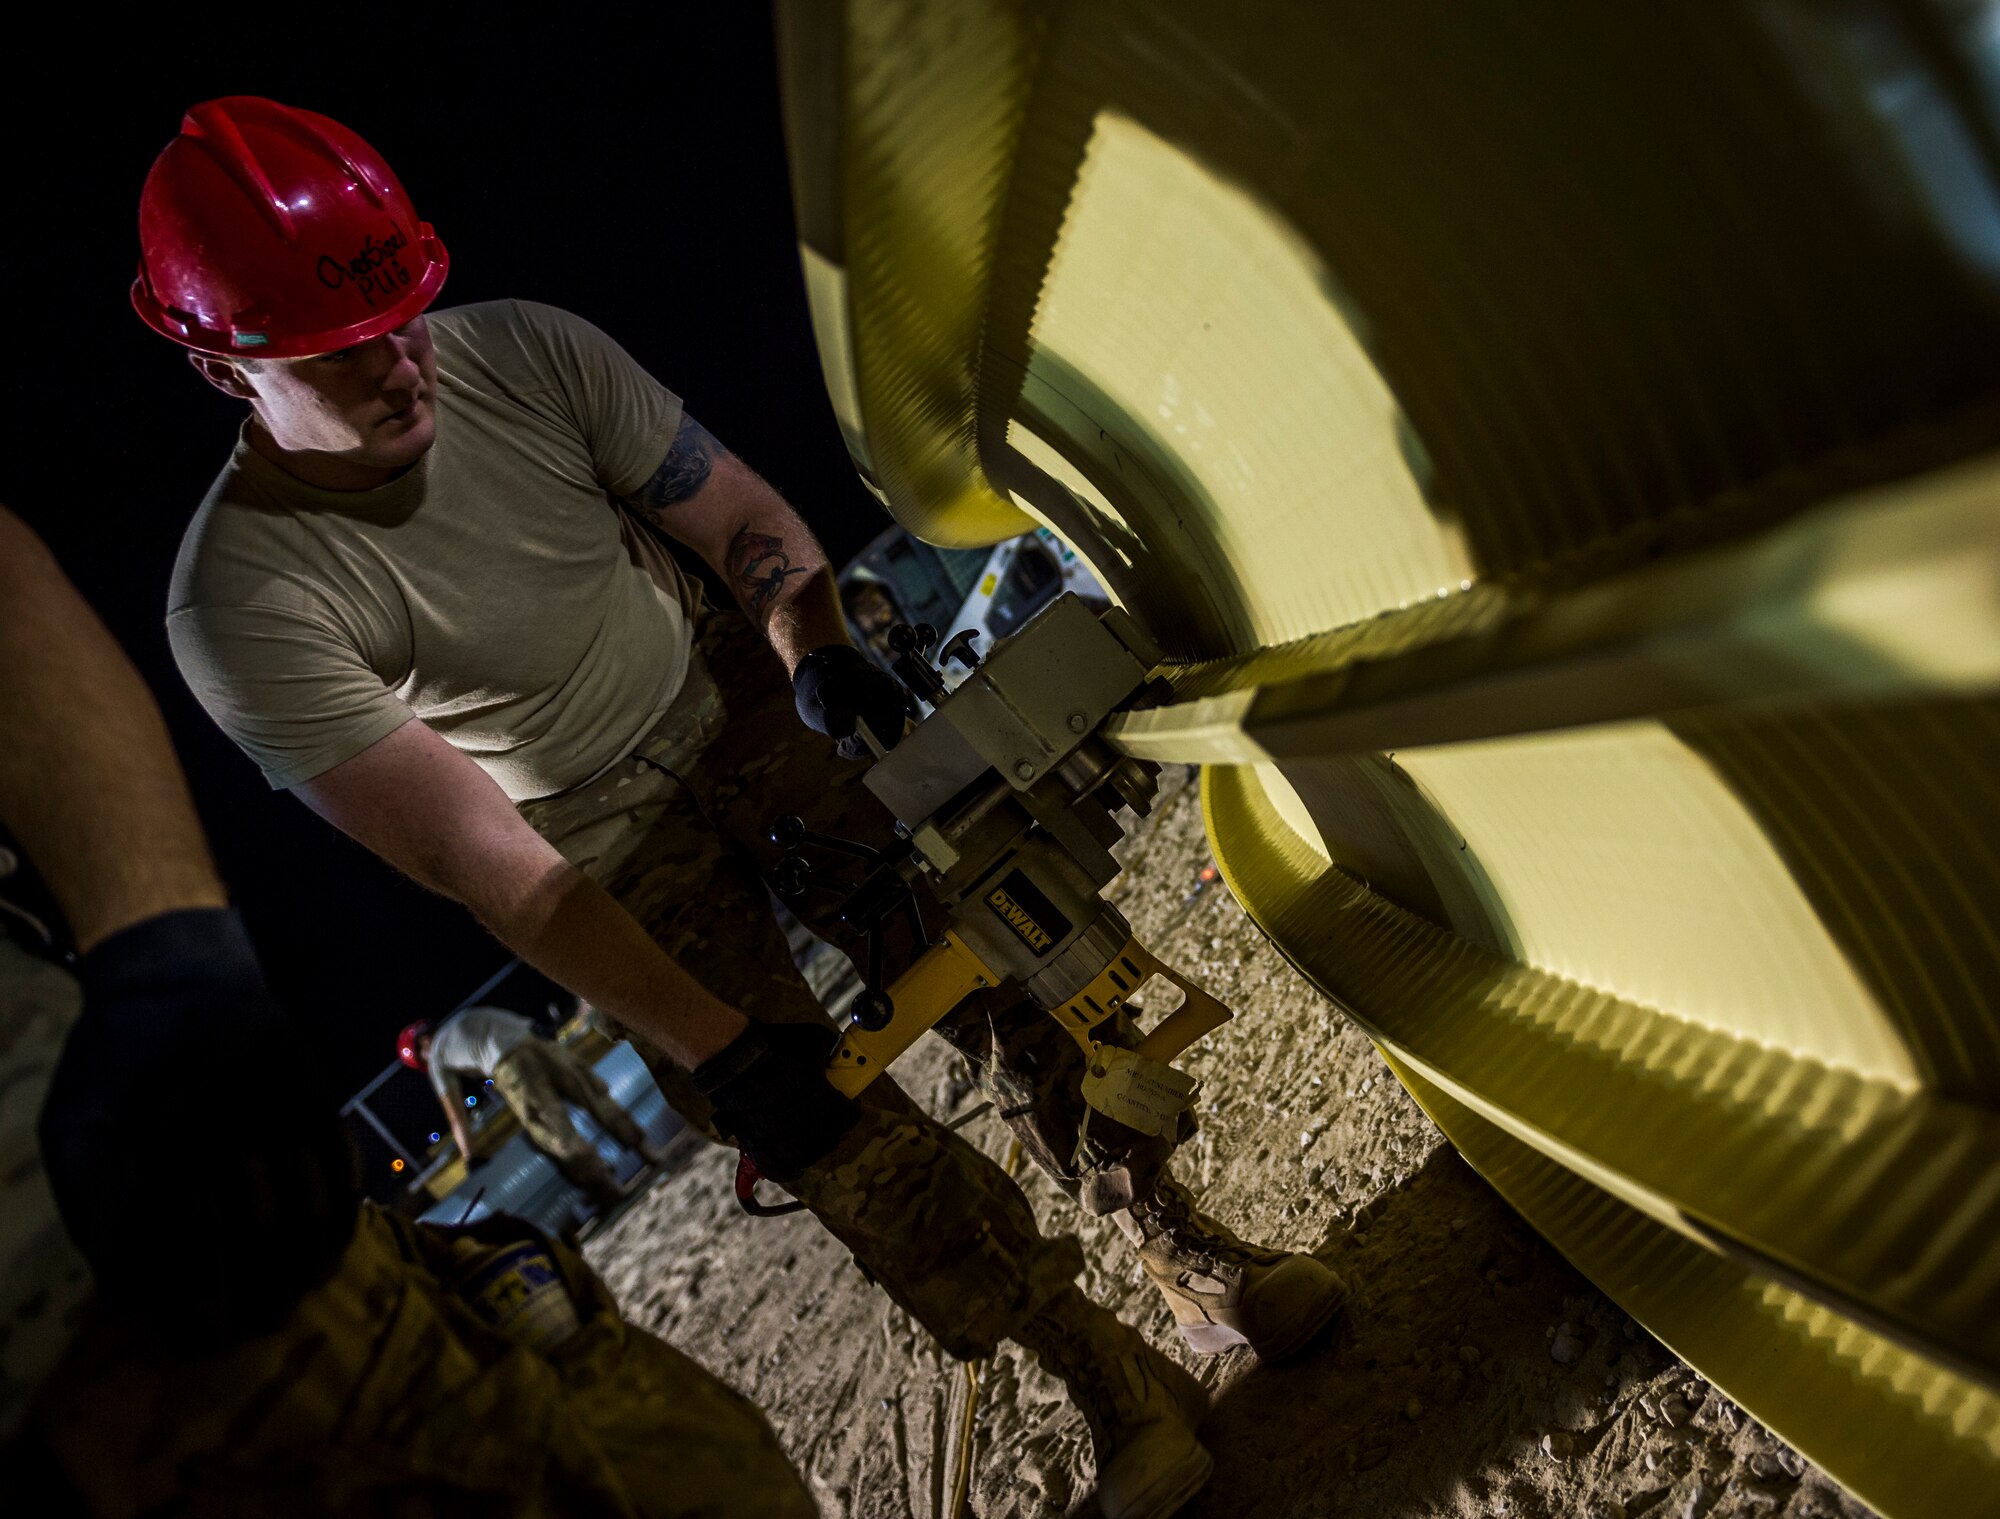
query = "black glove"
xmin=37 ymin=908 xmax=360 ymax=1344
xmin=692 ymin=1020 xmax=861 ymax=1178
xmin=793 ymin=644 xmax=913 ymax=760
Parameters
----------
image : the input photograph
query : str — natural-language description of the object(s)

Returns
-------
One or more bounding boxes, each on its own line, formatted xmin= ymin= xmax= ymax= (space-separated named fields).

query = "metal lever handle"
xmin=772 ymin=855 xmax=850 ymax=898
xmin=769 ymin=814 xmax=880 ymax=862
xmin=887 ymin=621 xmax=938 ymax=656
xmin=886 ymin=622 xmax=949 ymax=704
xmin=938 ymin=628 xmax=981 ymax=671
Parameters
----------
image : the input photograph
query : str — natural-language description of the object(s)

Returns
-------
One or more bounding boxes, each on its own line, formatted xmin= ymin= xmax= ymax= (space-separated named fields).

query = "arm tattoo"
xmin=626 ymin=412 xmax=719 ymax=517
xmin=729 ymin=526 xmax=811 ymax=616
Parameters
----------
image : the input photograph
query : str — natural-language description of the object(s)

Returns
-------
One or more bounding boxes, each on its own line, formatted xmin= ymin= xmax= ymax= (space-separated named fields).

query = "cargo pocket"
xmin=332 ymin=1250 xmax=561 ymax=1497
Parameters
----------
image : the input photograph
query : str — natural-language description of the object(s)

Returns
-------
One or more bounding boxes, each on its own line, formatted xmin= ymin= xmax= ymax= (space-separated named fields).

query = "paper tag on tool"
xmin=1081 ymin=1046 xmax=1197 ymax=1138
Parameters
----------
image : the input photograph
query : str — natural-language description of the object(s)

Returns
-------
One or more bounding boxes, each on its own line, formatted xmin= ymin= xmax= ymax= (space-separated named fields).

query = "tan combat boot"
xmin=1119 ymin=1175 xmax=1346 ymax=1360
xmin=557 ymin=1152 xmax=630 ymax=1214
xmin=1014 ymin=1284 xmax=1213 ymax=1519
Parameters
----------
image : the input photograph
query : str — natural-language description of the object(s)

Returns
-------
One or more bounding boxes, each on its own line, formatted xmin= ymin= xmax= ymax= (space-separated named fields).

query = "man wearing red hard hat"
xmin=138 ymin=97 xmax=1339 ymax=1519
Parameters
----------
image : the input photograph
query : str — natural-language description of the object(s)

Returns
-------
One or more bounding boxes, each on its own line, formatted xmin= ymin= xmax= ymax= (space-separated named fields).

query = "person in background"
xmin=401 ymin=1003 xmax=669 ymax=1210
xmin=839 ymin=574 xmax=902 ymax=663
xmin=0 ymin=504 xmax=816 ymax=1515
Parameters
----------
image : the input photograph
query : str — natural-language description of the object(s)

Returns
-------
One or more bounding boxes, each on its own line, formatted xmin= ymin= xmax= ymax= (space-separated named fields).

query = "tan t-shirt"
xmin=169 ymin=300 xmax=694 ymax=800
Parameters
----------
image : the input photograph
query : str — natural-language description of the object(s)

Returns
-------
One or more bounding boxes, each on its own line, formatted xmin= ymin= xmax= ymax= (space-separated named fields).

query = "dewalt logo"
xmin=988 ymin=884 xmax=1053 ymax=954
xmin=983 ymin=869 xmax=1072 ymax=959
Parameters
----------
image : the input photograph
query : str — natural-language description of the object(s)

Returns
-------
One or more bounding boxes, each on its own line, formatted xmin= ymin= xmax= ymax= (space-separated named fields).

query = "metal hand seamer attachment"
xmin=739 ymin=596 xmax=1235 ymax=1214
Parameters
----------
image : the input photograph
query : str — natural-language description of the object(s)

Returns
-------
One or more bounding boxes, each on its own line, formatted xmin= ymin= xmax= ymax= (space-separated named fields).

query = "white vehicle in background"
xmin=837 ymin=524 xmax=1106 ymax=691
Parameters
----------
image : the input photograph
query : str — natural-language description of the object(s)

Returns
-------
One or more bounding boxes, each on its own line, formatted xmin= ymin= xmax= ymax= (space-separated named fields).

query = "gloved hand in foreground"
xmin=38 ymin=907 xmax=359 ymax=1344
xmin=793 ymin=643 xmax=914 ymax=760
xmin=692 ymin=1020 xmax=861 ymax=1178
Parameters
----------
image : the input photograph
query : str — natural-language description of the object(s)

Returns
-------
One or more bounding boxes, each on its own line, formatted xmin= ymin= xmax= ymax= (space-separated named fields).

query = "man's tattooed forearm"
xmin=729 ymin=526 xmax=811 ymax=616
xmin=627 ymin=412 xmax=718 ymax=516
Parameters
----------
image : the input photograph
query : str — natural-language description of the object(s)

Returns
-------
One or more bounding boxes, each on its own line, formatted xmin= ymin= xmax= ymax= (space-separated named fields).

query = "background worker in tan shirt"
xmin=148 ymin=97 xmax=1338 ymax=1519
xmin=400 ymin=1003 xmax=669 ymax=1211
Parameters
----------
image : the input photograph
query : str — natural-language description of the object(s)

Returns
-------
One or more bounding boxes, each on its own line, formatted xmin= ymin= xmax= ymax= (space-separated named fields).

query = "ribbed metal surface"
xmin=799 ymin=0 xmax=1047 ymax=544
xmin=1025 ymin=901 xmax=1131 ymax=1006
xmin=777 ymin=4 xmax=2000 ymax=1511
xmin=1672 ymin=700 xmax=2000 ymax=1099
xmin=1386 ymin=1056 xmax=2000 ymax=1519
xmin=1202 ymin=760 xmax=2000 ymax=1387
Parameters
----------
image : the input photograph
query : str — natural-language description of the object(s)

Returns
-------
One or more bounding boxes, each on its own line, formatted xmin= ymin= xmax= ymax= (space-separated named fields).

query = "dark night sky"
xmin=3 ymin=8 xmax=893 ymax=1095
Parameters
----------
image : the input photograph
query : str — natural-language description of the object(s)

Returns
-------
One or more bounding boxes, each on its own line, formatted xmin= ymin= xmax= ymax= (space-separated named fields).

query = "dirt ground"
xmin=587 ymin=765 xmax=1874 ymax=1519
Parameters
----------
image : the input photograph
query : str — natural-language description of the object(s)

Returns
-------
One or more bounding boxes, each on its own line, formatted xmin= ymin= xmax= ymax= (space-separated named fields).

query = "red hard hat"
xmin=132 ymin=97 xmax=449 ymax=359
xmin=397 ymin=1021 xmax=433 ymax=1072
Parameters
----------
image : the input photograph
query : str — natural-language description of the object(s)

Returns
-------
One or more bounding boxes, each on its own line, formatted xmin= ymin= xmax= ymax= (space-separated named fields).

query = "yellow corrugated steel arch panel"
xmin=777 ymin=4 xmax=2000 ymax=1513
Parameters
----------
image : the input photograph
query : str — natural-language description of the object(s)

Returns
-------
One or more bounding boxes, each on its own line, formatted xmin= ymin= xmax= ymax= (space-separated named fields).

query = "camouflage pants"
xmin=0 ymin=938 xmax=91 ymax=1448
xmin=33 ymin=1203 xmax=815 ymax=1518
xmin=520 ymin=606 xmax=1146 ymax=1358
xmin=493 ymin=1038 xmax=647 ymax=1205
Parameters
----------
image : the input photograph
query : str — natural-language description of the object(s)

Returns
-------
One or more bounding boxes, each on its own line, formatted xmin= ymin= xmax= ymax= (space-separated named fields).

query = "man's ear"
xmin=187 ymin=350 xmax=259 ymax=401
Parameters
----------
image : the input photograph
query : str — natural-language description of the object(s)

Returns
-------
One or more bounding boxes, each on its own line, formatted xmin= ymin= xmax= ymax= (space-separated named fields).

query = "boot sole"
xmin=1083 ymin=1442 xmax=1215 ymax=1519
xmin=1082 ymin=1352 xmax=1214 ymax=1519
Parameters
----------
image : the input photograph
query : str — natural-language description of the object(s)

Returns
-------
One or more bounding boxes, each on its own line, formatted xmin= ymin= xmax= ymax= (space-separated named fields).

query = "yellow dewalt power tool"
xmin=739 ymin=594 xmax=1234 ymax=1214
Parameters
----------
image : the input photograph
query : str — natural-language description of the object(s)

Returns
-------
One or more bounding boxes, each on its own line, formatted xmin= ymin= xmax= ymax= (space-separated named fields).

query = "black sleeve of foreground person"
xmin=38 ymin=907 xmax=359 ymax=1345
xmin=692 ymin=1021 xmax=861 ymax=1178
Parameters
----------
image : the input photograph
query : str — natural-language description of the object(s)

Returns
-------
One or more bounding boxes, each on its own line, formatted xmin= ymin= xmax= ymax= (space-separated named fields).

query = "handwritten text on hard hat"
xmin=316 ymin=226 xmax=414 ymax=310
